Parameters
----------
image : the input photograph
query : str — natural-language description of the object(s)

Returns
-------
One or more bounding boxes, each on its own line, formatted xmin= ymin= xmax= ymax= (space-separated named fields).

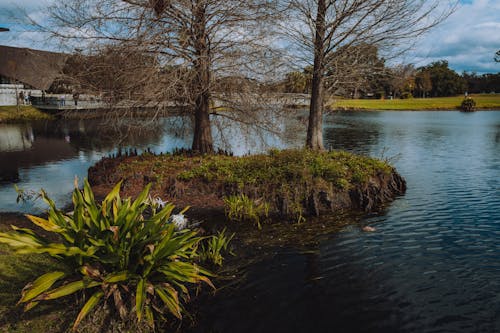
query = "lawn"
xmin=0 ymin=106 xmax=53 ymax=122
xmin=0 ymin=216 xmax=70 ymax=333
xmin=330 ymin=94 xmax=500 ymax=111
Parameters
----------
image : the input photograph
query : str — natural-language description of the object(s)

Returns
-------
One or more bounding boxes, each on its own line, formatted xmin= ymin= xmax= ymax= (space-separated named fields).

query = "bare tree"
xmin=35 ymin=0 xmax=281 ymax=153
xmin=284 ymin=0 xmax=457 ymax=150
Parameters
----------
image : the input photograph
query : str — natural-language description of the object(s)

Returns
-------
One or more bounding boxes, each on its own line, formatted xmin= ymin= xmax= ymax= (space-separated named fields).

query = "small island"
xmin=88 ymin=149 xmax=406 ymax=224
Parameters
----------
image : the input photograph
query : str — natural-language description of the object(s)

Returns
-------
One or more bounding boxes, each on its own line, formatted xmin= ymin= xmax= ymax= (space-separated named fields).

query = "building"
xmin=0 ymin=45 xmax=68 ymax=105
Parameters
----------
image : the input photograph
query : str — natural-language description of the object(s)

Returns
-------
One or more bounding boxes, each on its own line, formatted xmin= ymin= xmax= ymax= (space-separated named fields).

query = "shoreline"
xmin=329 ymin=106 xmax=500 ymax=112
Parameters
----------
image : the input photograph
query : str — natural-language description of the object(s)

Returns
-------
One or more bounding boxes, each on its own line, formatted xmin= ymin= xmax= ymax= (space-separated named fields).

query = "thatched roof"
xmin=0 ymin=45 xmax=68 ymax=90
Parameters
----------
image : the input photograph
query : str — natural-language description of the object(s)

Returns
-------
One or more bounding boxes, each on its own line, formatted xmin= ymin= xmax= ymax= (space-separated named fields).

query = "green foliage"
xmin=400 ymin=92 xmax=413 ymax=99
xmin=0 ymin=180 xmax=213 ymax=331
xmin=461 ymin=97 xmax=476 ymax=112
xmin=223 ymin=194 xmax=270 ymax=229
xmin=418 ymin=61 xmax=467 ymax=97
xmin=0 ymin=106 xmax=53 ymax=123
xmin=199 ymin=228 xmax=235 ymax=266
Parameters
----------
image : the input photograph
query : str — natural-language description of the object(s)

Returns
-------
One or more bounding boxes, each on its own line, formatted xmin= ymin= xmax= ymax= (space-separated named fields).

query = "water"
xmin=1 ymin=111 xmax=499 ymax=332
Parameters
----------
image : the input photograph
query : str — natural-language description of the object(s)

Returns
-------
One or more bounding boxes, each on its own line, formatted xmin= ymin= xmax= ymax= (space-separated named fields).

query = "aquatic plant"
xmin=0 ymin=180 xmax=213 ymax=331
xmin=223 ymin=194 xmax=270 ymax=229
xmin=199 ymin=228 xmax=235 ymax=266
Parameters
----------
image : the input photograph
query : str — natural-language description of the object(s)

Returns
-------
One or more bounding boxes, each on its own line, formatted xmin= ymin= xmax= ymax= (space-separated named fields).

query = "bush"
xmin=461 ymin=97 xmax=476 ymax=111
xmin=0 ymin=180 xmax=214 ymax=331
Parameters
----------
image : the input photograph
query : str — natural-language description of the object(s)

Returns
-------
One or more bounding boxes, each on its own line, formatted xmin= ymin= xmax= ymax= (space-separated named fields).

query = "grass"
xmin=175 ymin=149 xmax=390 ymax=188
xmin=0 ymin=218 xmax=70 ymax=333
xmin=0 ymin=106 xmax=54 ymax=122
xmin=330 ymin=94 xmax=500 ymax=111
xmin=110 ymin=149 xmax=393 ymax=220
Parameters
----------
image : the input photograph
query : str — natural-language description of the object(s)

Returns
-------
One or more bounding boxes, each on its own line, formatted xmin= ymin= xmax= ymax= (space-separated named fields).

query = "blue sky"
xmin=0 ymin=0 xmax=499 ymax=74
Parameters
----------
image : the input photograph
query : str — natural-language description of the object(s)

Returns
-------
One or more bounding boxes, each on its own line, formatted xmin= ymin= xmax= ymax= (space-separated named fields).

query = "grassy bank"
xmin=0 ymin=106 xmax=54 ymax=122
xmin=0 ymin=215 xmax=69 ymax=332
xmin=330 ymin=94 xmax=500 ymax=111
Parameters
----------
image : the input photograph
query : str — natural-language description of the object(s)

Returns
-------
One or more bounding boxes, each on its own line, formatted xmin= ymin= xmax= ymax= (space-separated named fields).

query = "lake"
xmin=1 ymin=111 xmax=499 ymax=332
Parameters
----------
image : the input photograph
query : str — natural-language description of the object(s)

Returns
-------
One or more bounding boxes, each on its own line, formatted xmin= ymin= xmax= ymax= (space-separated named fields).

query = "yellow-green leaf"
xmin=104 ymin=181 xmax=123 ymax=205
xmin=36 ymin=280 xmax=100 ymax=301
xmin=156 ymin=286 xmax=182 ymax=319
xmin=104 ymin=271 xmax=129 ymax=283
xmin=144 ymin=305 xmax=155 ymax=329
xmin=19 ymin=271 xmax=66 ymax=304
xmin=72 ymin=290 xmax=104 ymax=331
xmin=25 ymin=214 xmax=62 ymax=232
xmin=136 ymin=278 xmax=146 ymax=321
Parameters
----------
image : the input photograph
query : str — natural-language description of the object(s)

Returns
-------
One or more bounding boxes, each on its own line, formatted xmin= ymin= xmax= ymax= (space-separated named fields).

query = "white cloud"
xmin=405 ymin=0 xmax=500 ymax=73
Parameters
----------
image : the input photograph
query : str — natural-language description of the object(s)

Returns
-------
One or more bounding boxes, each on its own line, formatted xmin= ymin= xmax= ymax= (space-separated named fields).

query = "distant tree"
xmin=419 ymin=61 xmax=466 ymax=97
xmin=324 ymin=43 xmax=387 ymax=99
xmin=414 ymin=70 xmax=432 ymax=98
xmin=284 ymin=71 xmax=309 ymax=93
xmin=389 ymin=64 xmax=416 ymax=98
xmin=463 ymin=72 xmax=500 ymax=94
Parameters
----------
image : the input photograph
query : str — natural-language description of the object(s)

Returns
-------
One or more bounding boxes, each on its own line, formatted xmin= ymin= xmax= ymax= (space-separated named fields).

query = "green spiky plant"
xmin=223 ymin=194 xmax=269 ymax=229
xmin=199 ymin=228 xmax=235 ymax=266
xmin=0 ymin=180 xmax=214 ymax=331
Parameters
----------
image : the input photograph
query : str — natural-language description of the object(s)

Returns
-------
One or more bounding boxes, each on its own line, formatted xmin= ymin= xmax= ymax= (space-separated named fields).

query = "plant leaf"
xmin=25 ymin=214 xmax=62 ymax=232
xmin=135 ymin=278 xmax=146 ymax=322
xmin=35 ymin=279 xmax=100 ymax=301
xmin=156 ymin=286 xmax=182 ymax=319
xmin=72 ymin=290 xmax=104 ymax=331
xmin=19 ymin=271 xmax=66 ymax=304
xmin=103 ymin=271 xmax=129 ymax=283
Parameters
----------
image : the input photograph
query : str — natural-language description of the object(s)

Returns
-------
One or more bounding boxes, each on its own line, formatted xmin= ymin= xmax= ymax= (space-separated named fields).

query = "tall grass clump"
xmin=223 ymin=194 xmax=270 ymax=229
xmin=199 ymin=228 xmax=235 ymax=266
xmin=0 ymin=180 xmax=214 ymax=331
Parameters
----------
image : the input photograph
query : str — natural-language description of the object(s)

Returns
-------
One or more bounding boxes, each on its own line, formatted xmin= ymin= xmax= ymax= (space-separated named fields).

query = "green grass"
xmin=0 ymin=216 xmax=71 ymax=332
xmin=331 ymin=94 xmax=500 ymax=111
xmin=176 ymin=149 xmax=390 ymax=188
xmin=114 ymin=149 xmax=393 ymax=220
xmin=0 ymin=106 xmax=54 ymax=122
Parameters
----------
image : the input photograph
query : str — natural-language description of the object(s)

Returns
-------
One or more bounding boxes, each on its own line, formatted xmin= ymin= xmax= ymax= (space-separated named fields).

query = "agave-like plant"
xmin=0 ymin=180 xmax=213 ymax=331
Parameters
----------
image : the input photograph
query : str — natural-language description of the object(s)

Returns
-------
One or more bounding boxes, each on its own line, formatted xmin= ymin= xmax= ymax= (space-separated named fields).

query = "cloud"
xmin=406 ymin=0 xmax=500 ymax=73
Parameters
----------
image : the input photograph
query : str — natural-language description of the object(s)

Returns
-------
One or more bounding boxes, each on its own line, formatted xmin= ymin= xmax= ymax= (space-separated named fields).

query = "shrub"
xmin=0 ymin=180 xmax=213 ymax=331
xmin=461 ymin=97 xmax=476 ymax=112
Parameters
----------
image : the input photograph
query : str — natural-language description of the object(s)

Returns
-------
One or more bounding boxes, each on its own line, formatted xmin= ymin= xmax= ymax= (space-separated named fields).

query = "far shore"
xmin=329 ymin=94 xmax=500 ymax=111
xmin=1 ymin=94 xmax=499 ymax=122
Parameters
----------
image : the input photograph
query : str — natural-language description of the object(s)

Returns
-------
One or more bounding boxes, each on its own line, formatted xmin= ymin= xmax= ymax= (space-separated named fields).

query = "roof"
xmin=0 ymin=45 xmax=68 ymax=90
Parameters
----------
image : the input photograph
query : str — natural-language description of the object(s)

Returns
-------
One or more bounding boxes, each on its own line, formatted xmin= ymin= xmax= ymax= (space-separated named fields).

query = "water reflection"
xmin=0 ymin=113 xmax=303 ymax=212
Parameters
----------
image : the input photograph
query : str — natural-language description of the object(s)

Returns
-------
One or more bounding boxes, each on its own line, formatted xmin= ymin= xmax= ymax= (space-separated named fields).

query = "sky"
xmin=0 ymin=0 xmax=499 ymax=74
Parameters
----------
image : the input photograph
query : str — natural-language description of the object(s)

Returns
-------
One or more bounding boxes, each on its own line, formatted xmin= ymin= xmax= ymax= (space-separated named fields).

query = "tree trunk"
xmin=192 ymin=90 xmax=213 ymax=152
xmin=306 ymin=0 xmax=326 ymax=151
xmin=191 ymin=2 xmax=214 ymax=153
